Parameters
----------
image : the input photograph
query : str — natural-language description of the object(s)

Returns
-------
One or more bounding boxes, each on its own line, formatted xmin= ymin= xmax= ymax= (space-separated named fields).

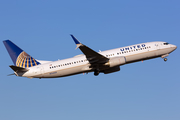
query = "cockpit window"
xmin=164 ymin=42 xmax=169 ymax=45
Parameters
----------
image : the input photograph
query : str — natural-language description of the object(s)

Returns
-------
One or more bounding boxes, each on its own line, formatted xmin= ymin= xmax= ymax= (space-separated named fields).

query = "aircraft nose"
xmin=171 ymin=44 xmax=177 ymax=50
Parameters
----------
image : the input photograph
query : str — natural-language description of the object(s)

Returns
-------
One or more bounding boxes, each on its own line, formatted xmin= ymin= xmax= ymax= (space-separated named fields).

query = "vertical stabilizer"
xmin=3 ymin=40 xmax=40 ymax=68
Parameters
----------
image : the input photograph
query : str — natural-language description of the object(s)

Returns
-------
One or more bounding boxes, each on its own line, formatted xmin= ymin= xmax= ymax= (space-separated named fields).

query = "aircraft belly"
xmin=37 ymin=64 xmax=90 ymax=78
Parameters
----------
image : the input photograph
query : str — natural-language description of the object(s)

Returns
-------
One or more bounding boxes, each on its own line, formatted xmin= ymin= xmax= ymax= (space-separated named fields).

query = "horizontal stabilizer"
xmin=9 ymin=65 xmax=29 ymax=72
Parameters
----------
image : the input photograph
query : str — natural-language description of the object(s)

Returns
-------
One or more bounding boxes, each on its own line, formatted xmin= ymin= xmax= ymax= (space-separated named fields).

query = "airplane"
xmin=3 ymin=35 xmax=177 ymax=79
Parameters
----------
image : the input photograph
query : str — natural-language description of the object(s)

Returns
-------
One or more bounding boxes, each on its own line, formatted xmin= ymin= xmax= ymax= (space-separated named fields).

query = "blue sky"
xmin=0 ymin=0 xmax=180 ymax=120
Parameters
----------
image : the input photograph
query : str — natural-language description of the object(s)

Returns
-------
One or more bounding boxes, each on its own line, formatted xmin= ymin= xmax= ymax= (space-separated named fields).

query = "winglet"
xmin=70 ymin=34 xmax=82 ymax=49
xmin=70 ymin=34 xmax=81 ymax=44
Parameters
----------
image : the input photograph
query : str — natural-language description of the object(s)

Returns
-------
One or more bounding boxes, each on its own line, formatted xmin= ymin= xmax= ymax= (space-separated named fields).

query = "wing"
xmin=70 ymin=35 xmax=109 ymax=64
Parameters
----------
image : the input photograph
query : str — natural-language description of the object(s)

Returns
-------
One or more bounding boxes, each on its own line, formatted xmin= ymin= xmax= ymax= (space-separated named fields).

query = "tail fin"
xmin=3 ymin=40 xmax=40 ymax=68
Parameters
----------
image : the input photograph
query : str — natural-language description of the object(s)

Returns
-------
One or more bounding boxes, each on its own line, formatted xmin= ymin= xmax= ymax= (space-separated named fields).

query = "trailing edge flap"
xmin=71 ymin=35 xmax=109 ymax=64
xmin=9 ymin=65 xmax=29 ymax=72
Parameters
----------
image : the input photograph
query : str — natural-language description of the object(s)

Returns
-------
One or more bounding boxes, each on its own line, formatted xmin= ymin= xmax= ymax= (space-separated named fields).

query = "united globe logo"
xmin=16 ymin=51 xmax=40 ymax=68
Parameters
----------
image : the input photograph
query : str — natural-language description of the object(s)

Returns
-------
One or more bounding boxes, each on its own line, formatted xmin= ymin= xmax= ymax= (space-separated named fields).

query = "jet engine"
xmin=105 ymin=56 xmax=126 ymax=67
xmin=103 ymin=66 xmax=120 ymax=74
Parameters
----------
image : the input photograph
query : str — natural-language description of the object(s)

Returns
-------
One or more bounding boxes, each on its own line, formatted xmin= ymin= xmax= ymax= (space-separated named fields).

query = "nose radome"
xmin=171 ymin=44 xmax=177 ymax=50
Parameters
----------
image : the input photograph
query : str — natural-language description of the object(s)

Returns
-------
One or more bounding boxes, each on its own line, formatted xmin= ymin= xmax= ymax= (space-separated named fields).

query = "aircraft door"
xmin=156 ymin=43 xmax=160 ymax=50
xmin=155 ymin=43 xmax=160 ymax=56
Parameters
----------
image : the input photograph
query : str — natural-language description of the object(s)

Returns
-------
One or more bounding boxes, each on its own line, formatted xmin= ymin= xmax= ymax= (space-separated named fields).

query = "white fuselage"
xmin=18 ymin=41 xmax=176 ymax=78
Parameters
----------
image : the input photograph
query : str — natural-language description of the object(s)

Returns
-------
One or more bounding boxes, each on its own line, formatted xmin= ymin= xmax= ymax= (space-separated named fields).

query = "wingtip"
xmin=70 ymin=34 xmax=81 ymax=44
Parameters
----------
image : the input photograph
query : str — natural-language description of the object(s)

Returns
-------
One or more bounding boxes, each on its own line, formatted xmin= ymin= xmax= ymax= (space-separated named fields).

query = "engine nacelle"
xmin=103 ymin=66 xmax=120 ymax=74
xmin=105 ymin=56 xmax=126 ymax=67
